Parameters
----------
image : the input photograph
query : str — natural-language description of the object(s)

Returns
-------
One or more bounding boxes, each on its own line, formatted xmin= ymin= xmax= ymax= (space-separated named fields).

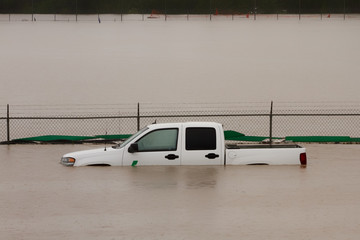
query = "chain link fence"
xmin=1 ymin=102 xmax=360 ymax=143
xmin=272 ymin=102 xmax=360 ymax=137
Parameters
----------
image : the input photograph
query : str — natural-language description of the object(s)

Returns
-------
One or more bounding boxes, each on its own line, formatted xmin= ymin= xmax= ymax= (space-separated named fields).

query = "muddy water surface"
xmin=0 ymin=144 xmax=359 ymax=239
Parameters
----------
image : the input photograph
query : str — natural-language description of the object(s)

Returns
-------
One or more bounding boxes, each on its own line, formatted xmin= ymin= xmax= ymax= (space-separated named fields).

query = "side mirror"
xmin=128 ymin=143 xmax=139 ymax=153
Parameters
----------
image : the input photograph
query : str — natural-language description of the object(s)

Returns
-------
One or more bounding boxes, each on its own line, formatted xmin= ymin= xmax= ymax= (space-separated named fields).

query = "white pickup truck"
xmin=61 ymin=122 xmax=307 ymax=167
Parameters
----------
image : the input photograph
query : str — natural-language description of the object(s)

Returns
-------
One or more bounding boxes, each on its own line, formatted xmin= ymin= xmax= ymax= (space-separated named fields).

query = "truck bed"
xmin=225 ymin=144 xmax=306 ymax=165
xmin=226 ymin=144 xmax=303 ymax=149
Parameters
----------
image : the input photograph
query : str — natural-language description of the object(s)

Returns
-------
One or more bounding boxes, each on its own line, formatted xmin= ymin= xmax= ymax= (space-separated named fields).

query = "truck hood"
xmin=63 ymin=147 xmax=124 ymax=166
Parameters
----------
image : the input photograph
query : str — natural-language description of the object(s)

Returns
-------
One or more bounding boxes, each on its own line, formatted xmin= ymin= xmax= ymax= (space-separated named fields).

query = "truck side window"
xmin=137 ymin=128 xmax=178 ymax=152
xmin=186 ymin=127 xmax=216 ymax=150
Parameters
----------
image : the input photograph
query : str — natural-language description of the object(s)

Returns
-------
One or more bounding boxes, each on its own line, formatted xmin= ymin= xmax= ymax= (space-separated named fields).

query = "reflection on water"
xmin=129 ymin=166 xmax=219 ymax=189
xmin=184 ymin=167 xmax=218 ymax=189
xmin=130 ymin=166 xmax=179 ymax=189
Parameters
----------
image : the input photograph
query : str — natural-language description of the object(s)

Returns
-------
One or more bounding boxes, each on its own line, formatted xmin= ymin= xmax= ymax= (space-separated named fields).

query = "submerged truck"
xmin=61 ymin=122 xmax=307 ymax=167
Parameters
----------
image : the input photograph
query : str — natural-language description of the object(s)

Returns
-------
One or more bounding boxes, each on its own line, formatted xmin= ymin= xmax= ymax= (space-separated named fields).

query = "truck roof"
xmin=147 ymin=122 xmax=222 ymax=129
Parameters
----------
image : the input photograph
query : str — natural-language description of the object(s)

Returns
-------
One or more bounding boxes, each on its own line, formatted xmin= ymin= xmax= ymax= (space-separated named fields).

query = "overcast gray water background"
xmin=1 ymin=18 xmax=360 ymax=240
xmin=0 ymin=143 xmax=360 ymax=239
xmin=1 ymin=18 xmax=360 ymax=105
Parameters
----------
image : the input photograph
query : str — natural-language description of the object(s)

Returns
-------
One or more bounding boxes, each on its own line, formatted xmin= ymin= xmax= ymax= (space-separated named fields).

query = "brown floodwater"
xmin=0 ymin=143 xmax=359 ymax=239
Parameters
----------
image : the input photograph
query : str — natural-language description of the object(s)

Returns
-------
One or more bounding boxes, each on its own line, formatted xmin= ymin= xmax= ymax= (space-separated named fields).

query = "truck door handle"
xmin=205 ymin=153 xmax=219 ymax=159
xmin=165 ymin=154 xmax=179 ymax=160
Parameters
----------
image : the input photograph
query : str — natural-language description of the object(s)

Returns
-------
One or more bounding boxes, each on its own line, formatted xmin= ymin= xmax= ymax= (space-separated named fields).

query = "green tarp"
xmin=7 ymin=131 xmax=360 ymax=143
xmin=224 ymin=130 xmax=282 ymax=142
xmin=224 ymin=130 xmax=245 ymax=139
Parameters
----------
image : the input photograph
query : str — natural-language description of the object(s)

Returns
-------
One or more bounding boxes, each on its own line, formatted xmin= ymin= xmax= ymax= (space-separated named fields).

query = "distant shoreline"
xmin=1 ymin=13 xmax=360 ymax=22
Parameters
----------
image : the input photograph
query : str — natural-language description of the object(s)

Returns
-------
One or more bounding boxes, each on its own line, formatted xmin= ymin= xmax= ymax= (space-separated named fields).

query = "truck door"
xmin=122 ymin=128 xmax=181 ymax=166
xmin=181 ymin=126 xmax=223 ymax=165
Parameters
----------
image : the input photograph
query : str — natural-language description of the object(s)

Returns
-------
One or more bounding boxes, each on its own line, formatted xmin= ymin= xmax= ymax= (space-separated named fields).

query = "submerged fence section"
xmin=1 ymin=102 xmax=360 ymax=143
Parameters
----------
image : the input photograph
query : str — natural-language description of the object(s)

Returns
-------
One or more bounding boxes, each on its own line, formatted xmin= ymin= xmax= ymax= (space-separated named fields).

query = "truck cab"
xmin=122 ymin=122 xmax=224 ymax=166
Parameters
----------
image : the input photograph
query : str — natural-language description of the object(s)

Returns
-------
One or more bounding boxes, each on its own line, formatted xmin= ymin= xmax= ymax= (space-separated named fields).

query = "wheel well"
xmin=87 ymin=164 xmax=111 ymax=167
xmin=247 ymin=163 xmax=269 ymax=165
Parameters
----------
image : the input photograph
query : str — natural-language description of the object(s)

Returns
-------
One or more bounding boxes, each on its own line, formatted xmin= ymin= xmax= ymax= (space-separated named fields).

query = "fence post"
xmin=137 ymin=103 xmax=140 ymax=131
xmin=269 ymin=101 xmax=273 ymax=146
xmin=7 ymin=104 xmax=10 ymax=143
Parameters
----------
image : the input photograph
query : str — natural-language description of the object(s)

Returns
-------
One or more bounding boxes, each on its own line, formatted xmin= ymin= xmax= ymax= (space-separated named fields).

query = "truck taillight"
xmin=300 ymin=153 xmax=307 ymax=165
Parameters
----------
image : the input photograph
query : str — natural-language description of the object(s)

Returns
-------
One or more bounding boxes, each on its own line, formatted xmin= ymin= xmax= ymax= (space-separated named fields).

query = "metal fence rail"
xmin=1 ymin=102 xmax=360 ymax=143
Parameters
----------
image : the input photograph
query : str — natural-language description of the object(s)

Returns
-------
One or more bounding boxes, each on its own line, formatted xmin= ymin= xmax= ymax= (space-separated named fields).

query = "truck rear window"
xmin=186 ymin=127 xmax=216 ymax=150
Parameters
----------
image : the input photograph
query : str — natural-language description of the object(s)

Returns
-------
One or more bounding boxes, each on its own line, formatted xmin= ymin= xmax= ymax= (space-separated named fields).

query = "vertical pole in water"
xmin=254 ymin=0 xmax=257 ymax=20
xmin=97 ymin=0 xmax=100 ymax=23
xmin=7 ymin=104 xmax=10 ymax=143
xmin=76 ymin=0 xmax=78 ymax=22
xmin=343 ymin=0 xmax=346 ymax=20
xmin=209 ymin=0 xmax=212 ymax=21
xmin=31 ymin=0 xmax=34 ymax=21
xmin=299 ymin=0 xmax=301 ymax=20
xmin=269 ymin=101 xmax=273 ymax=146
xmin=137 ymin=103 xmax=140 ymax=131
xmin=120 ymin=0 xmax=123 ymax=21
